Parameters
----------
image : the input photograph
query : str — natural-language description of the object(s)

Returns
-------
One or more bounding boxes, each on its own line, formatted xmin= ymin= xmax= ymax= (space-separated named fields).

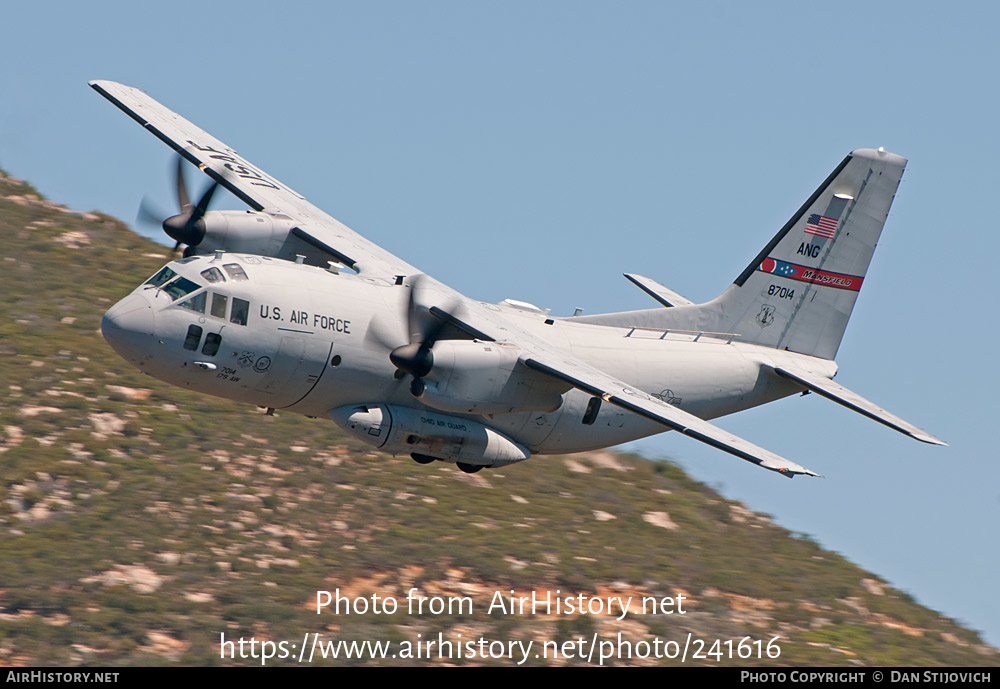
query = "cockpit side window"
xmin=201 ymin=267 xmax=225 ymax=283
xmin=178 ymin=292 xmax=207 ymax=313
xmin=230 ymin=297 xmax=250 ymax=326
xmin=162 ymin=277 xmax=202 ymax=301
xmin=145 ymin=266 xmax=177 ymax=288
xmin=223 ymin=263 xmax=249 ymax=281
xmin=210 ymin=293 xmax=229 ymax=319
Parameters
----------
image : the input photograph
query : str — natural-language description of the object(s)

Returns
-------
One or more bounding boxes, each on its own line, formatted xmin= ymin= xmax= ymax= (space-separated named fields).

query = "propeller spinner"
xmin=376 ymin=276 xmax=461 ymax=396
xmin=138 ymin=156 xmax=218 ymax=255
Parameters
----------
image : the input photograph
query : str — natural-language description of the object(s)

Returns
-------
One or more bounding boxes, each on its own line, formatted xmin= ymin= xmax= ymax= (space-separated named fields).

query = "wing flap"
xmin=771 ymin=366 xmax=946 ymax=445
xmin=523 ymin=357 xmax=820 ymax=478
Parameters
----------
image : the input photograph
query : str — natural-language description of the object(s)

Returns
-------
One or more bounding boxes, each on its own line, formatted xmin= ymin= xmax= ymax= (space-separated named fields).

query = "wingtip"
xmin=770 ymin=463 xmax=822 ymax=479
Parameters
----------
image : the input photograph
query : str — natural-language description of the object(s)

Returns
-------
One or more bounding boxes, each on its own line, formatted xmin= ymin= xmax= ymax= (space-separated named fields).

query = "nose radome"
xmin=101 ymin=294 xmax=155 ymax=365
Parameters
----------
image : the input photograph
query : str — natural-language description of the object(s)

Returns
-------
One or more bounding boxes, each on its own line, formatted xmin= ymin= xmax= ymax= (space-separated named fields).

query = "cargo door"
xmin=255 ymin=336 xmax=332 ymax=408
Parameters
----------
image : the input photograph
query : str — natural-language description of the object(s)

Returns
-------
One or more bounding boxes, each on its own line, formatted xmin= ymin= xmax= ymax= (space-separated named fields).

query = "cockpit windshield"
xmin=145 ymin=266 xmax=177 ymax=288
xmin=162 ymin=277 xmax=202 ymax=301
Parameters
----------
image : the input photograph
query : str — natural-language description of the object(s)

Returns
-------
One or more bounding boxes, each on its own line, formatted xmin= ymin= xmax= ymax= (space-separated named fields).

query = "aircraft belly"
xmin=481 ymin=408 xmax=561 ymax=450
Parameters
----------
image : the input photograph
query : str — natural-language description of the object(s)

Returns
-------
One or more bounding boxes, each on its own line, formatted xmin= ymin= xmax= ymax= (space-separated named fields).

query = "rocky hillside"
xmin=0 ymin=170 xmax=995 ymax=666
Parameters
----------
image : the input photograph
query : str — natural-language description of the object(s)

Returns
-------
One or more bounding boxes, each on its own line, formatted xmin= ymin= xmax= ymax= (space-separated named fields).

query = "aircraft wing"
xmin=770 ymin=365 xmax=947 ymax=446
xmin=521 ymin=354 xmax=819 ymax=478
xmin=448 ymin=301 xmax=820 ymax=478
xmin=90 ymin=80 xmax=416 ymax=279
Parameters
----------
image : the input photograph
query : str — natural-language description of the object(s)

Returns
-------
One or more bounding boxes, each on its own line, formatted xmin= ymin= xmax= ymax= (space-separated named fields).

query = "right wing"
xmin=90 ymin=80 xmax=417 ymax=279
xmin=449 ymin=300 xmax=820 ymax=478
xmin=522 ymin=355 xmax=819 ymax=478
xmin=770 ymin=365 xmax=946 ymax=446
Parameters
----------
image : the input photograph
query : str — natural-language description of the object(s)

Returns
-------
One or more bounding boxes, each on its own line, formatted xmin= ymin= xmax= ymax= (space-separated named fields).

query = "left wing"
xmin=90 ymin=80 xmax=416 ymax=279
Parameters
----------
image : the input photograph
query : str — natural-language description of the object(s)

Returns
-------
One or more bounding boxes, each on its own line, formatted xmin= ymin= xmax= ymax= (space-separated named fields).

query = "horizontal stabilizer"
xmin=623 ymin=274 xmax=695 ymax=308
xmin=770 ymin=366 xmax=946 ymax=446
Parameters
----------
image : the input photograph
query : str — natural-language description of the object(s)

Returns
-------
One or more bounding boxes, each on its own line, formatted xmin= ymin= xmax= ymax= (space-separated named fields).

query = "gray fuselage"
xmin=102 ymin=253 xmax=827 ymax=457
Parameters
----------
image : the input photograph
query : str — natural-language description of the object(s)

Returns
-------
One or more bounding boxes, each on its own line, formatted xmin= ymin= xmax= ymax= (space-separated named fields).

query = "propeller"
xmin=374 ymin=275 xmax=462 ymax=396
xmin=137 ymin=156 xmax=218 ymax=255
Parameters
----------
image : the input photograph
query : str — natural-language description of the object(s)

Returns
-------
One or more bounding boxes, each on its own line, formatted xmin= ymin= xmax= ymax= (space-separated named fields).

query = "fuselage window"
xmin=145 ymin=266 xmax=177 ymax=288
xmin=211 ymin=293 xmax=229 ymax=319
xmin=230 ymin=297 xmax=250 ymax=326
xmin=176 ymin=256 xmax=201 ymax=264
xmin=201 ymin=267 xmax=225 ymax=283
xmin=183 ymin=324 xmax=203 ymax=351
xmin=202 ymin=332 xmax=222 ymax=356
xmin=162 ymin=277 xmax=202 ymax=301
xmin=223 ymin=263 xmax=249 ymax=281
xmin=178 ymin=291 xmax=207 ymax=313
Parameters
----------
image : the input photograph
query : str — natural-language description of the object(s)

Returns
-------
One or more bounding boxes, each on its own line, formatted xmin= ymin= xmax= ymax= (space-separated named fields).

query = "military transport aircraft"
xmin=91 ymin=80 xmax=944 ymax=478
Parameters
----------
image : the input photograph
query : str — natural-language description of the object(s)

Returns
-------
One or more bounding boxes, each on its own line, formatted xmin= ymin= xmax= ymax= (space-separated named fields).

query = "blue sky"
xmin=3 ymin=1 xmax=998 ymax=648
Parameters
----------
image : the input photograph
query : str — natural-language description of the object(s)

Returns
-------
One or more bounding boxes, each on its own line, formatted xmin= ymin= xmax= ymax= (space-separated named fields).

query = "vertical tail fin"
xmin=575 ymin=148 xmax=907 ymax=361
xmin=722 ymin=148 xmax=906 ymax=359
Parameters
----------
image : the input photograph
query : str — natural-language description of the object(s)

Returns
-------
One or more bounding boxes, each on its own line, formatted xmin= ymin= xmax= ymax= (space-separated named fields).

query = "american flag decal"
xmin=804 ymin=213 xmax=838 ymax=239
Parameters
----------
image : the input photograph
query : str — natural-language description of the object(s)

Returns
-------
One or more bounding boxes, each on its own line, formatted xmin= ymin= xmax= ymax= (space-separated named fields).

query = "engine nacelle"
xmin=329 ymin=404 xmax=530 ymax=467
xmin=194 ymin=210 xmax=298 ymax=256
xmin=415 ymin=340 xmax=565 ymax=414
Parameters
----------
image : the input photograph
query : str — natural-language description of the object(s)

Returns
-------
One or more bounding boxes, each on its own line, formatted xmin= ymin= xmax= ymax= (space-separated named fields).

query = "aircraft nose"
xmin=101 ymin=293 xmax=155 ymax=365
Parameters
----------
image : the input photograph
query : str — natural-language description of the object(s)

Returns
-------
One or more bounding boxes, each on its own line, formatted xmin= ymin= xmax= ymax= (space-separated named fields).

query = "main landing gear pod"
xmin=329 ymin=404 xmax=530 ymax=469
